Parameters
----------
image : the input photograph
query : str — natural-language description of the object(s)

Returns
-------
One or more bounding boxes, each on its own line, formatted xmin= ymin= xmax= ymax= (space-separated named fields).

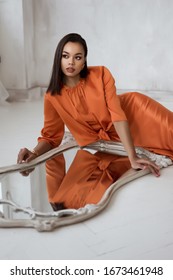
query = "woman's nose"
xmin=69 ymin=58 xmax=74 ymax=65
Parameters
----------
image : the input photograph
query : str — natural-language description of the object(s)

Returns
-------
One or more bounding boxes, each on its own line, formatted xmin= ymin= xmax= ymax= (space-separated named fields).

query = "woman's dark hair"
xmin=46 ymin=33 xmax=89 ymax=95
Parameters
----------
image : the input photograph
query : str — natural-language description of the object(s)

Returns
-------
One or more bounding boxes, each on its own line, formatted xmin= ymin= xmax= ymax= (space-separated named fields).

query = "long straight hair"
xmin=46 ymin=33 xmax=89 ymax=95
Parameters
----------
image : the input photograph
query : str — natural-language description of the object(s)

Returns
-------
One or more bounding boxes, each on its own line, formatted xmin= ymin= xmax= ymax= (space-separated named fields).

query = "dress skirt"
xmin=119 ymin=92 xmax=173 ymax=160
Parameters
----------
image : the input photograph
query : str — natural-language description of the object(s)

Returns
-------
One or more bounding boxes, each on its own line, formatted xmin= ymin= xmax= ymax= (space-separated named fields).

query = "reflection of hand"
xmin=130 ymin=156 xmax=160 ymax=177
xmin=20 ymin=168 xmax=35 ymax=177
xmin=17 ymin=147 xmax=37 ymax=164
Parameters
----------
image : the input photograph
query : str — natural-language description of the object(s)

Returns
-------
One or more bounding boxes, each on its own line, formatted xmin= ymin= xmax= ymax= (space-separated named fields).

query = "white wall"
xmin=0 ymin=0 xmax=173 ymax=93
xmin=0 ymin=0 xmax=26 ymax=89
xmin=23 ymin=0 xmax=37 ymax=88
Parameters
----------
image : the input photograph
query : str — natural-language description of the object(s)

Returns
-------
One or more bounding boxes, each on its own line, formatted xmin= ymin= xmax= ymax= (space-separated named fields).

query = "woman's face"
xmin=61 ymin=41 xmax=85 ymax=81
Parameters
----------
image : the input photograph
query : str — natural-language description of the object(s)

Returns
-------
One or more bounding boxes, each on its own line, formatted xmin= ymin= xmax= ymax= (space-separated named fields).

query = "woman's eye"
xmin=75 ymin=56 xmax=82 ymax=60
xmin=62 ymin=54 xmax=69 ymax=59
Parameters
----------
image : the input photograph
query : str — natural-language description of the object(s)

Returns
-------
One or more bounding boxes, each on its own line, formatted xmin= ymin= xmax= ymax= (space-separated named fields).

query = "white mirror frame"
xmin=0 ymin=132 xmax=172 ymax=232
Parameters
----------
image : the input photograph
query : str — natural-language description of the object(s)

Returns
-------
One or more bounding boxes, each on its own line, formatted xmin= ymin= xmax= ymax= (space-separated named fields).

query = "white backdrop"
xmin=0 ymin=0 xmax=173 ymax=92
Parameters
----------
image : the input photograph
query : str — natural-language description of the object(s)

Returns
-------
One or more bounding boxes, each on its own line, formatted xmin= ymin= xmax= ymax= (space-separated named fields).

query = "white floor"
xmin=0 ymin=91 xmax=173 ymax=260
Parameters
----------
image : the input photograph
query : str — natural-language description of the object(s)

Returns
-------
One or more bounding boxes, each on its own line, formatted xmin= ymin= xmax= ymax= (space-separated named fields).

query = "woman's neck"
xmin=63 ymin=76 xmax=80 ymax=88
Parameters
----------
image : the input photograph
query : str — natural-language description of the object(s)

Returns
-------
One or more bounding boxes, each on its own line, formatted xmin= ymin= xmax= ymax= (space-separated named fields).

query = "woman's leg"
xmin=119 ymin=92 xmax=173 ymax=159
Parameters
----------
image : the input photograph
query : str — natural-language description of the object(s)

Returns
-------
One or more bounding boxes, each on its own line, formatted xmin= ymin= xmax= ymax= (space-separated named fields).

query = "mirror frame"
xmin=0 ymin=132 xmax=172 ymax=232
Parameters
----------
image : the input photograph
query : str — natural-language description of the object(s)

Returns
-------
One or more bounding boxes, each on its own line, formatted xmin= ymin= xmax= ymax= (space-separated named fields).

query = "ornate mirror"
xmin=0 ymin=132 xmax=172 ymax=232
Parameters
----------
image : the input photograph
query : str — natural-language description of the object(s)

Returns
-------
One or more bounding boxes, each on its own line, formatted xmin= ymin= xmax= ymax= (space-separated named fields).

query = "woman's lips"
xmin=66 ymin=67 xmax=75 ymax=73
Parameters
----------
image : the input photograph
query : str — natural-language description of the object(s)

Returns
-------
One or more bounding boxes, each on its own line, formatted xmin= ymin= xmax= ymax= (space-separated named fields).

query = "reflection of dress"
xmin=38 ymin=66 xmax=173 ymax=159
xmin=46 ymin=150 xmax=131 ymax=209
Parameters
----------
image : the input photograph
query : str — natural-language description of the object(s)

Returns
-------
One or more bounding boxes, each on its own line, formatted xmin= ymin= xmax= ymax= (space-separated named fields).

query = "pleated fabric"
xmin=46 ymin=150 xmax=131 ymax=209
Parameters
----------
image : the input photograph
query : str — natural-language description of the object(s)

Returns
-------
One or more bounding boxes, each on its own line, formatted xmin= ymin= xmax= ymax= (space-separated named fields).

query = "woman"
xmin=18 ymin=33 xmax=173 ymax=176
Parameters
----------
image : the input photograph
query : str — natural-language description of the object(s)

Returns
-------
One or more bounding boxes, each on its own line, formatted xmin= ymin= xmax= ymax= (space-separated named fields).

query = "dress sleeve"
xmin=38 ymin=93 xmax=65 ymax=147
xmin=103 ymin=66 xmax=127 ymax=122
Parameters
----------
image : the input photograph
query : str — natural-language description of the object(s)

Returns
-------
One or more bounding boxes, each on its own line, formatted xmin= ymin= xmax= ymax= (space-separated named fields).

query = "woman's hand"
xmin=17 ymin=147 xmax=37 ymax=164
xmin=113 ymin=121 xmax=160 ymax=177
xmin=17 ymin=148 xmax=37 ymax=176
xmin=130 ymin=156 xmax=160 ymax=177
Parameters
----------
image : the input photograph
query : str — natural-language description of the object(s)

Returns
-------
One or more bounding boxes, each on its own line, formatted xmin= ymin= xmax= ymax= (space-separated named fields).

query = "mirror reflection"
xmin=0 ymin=147 xmax=131 ymax=220
xmin=47 ymin=148 xmax=131 ymax=210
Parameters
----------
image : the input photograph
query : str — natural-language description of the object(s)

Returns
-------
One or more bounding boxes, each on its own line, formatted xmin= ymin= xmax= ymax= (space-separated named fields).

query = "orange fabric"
xmin=119 ymin=92 xmax=173 ymax=159
xmin=46 ymin=150 xmax=131 ymax=209
xmin=38 ymin=65 xmax=173 ymax=159
xmin=45 ymin=154 xmax=66 ymax=201
xmin=38 ymin=66 xmax=127 ymax=147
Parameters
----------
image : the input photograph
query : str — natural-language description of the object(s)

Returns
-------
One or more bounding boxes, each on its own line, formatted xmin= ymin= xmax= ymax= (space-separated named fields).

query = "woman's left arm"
xmin=102 ymin=66 xmax=160 ymax=177
xmin=113 ymin=120 xmax=160 ymax=177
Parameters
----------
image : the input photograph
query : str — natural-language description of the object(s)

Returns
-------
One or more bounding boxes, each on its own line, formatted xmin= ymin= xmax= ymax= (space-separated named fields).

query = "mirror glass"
xmin=0 ymin=147 xmax=132 ymax=220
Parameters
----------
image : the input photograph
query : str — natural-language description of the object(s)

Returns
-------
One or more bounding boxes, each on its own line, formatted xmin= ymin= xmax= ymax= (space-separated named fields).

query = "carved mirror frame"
xmin=0 ymin=132 xmax=172 ymax=232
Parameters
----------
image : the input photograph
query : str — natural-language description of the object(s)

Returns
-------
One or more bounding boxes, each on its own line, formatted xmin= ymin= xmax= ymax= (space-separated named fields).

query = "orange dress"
xmin=38 ymin=66 xmax=173 ymax=160
xmin=46 ymin=150 xmax=131 ymax=209
xmin=39 ymin=66 xmax=173 ymax=209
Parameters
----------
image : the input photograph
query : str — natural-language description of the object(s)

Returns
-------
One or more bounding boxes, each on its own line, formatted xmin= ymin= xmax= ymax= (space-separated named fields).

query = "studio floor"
xmin=0 ymin=91 xmax=173 ymax=260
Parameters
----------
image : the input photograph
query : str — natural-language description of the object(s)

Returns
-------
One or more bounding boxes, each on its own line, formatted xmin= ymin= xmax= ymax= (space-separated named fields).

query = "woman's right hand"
xmin=17 ymin=148 xmax=37 ymax=164
xmin=17 ymin=148 xmax=37 ymax=176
